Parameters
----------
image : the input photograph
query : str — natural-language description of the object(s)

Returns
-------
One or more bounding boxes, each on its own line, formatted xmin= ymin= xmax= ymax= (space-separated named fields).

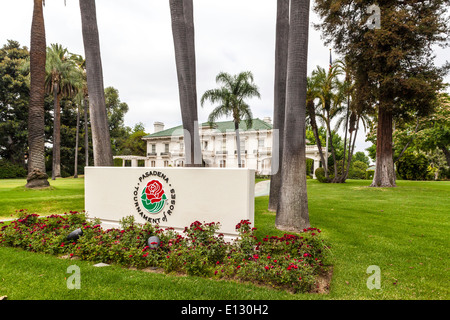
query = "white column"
xmin=313 ymin=159 xmax=320 ymax=179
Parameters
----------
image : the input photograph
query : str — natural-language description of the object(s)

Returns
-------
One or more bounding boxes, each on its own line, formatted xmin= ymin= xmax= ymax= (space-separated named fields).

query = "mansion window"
xmin=258 ymin=138 xmax=265 ymax=149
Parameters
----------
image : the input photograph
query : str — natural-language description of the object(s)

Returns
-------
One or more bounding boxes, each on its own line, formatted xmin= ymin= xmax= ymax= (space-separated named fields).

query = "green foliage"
xmin=314 ymin=167 xmax=328 ymax=183
xmin=201 ymin=71 xmax=260 ymax=128
xmin=352 ymin=152 xmax=370 ymax=166
xmin=0 ymin=160 xmax=27 ymax=179
xmin=366 ymin=170 xmax=375 ymax=180
xmin=396 ymin=152 xmax=430 ymax=180
xmin=0 ymin=213 xmax=329 ymax=294
xmin=348 ymin=160 xmax=368 ymax=179
xmin=0 ymin=40 xmax=30 ymax=165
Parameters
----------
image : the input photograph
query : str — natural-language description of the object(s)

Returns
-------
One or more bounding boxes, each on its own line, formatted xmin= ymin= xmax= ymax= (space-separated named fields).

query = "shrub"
xmin=366 ymin=170 xmax=375 ymax=180
xmin=0 ymin=160 xmax=27 ymax=179
xmin=314 ymin=167 xmax=329 ymax=183
xmin=0 ymin=213 xmax=330 ymax=294
xmin=348 ymin=160 xmax=369 ymax=179
xmin=396 ymin=152 xmax=430 ymax=180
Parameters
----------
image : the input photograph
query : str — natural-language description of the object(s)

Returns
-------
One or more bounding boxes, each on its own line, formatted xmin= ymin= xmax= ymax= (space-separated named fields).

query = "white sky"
xmin=1 ymin=1 xmax=449 ymax=157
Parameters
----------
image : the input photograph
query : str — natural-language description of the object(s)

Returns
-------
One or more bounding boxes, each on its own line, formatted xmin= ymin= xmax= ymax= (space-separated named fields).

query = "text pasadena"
xmin=138 ymin=170 xmax=169 ymax=184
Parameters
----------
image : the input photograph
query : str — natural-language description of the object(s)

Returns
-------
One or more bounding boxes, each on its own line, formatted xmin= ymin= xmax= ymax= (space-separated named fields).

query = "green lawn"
xmin=0 ymin=177 xmax=85 ymax=219
xmin=0 ymin=177 xmax=449 ymax=300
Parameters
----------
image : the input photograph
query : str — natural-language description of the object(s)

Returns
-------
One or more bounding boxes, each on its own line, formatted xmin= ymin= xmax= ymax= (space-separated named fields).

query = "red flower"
xmin=144 ymin=180 xmax=165 ymax=204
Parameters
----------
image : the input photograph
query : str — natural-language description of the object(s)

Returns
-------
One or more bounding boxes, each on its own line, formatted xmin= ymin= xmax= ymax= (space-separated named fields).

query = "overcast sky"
xmin=1 ymin=1 xmax=448 ymax=157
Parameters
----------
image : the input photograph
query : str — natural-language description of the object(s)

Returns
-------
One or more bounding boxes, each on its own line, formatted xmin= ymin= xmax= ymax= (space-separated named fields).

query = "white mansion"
xmin=114 ymin=117 xmax=322 ymax=178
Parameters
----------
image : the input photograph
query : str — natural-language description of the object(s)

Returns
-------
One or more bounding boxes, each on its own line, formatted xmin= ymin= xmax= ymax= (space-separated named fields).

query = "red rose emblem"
xmin=144 ymin=180 xmax=165 ymax=203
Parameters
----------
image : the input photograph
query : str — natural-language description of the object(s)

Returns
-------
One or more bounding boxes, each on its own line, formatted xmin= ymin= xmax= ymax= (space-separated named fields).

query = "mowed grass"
xmin=0 ymin=177 xmax=449 ymax=300
xmin=0 ymin=178 xmax=85 ymax=219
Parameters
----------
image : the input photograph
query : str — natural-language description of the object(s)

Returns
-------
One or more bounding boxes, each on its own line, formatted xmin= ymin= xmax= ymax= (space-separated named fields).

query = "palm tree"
xmin=276 ymin=0 xmax=311 ymax=232
xmin=268 ymin=0 xmax=289 ymax=212
xmin=306 ymin=75 xmax=328 ymax=180
xmin=169 ymin=0 xmax=201 ymax=166
xmin=311 ymin=64 xmax=345 ymax=181
xmin=200 ymin=71 xmax=261 ymax=167
xmin=45 ymin=44 xmax=80 ymax=179
xmin=26 ymin=0 xmax=49 ymax=188
xmin=79 ymin=0 xmax=113 ymax=166
xmin=70 ymin=54 xmax=90 ymax=168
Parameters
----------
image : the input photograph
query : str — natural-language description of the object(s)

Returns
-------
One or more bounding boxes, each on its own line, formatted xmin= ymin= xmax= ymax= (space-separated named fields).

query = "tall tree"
xmin=306 ymin=75 xmax=329 ymax=180
xmin=314 ymin=0 xmax=450 ymax=187
xmin=276 ymin=0 xmax=311 ymax=232
xmin=169 ymin=0 xmax=202 ymax=166
xmin=70 ymin=53 xmax=90 ymax=167
xmin=200 ymin=71 xmax=261 ymax=168
xmin=45 ymin=43 xmax=80 ymax=179
xmin=79 ymin=0 xmax=113 ymax=166
xmin=268 ymin=0 xmax=289 ymax=212
xmin=0 ymin=40 xmax=30 ymax=166
xmin=311 ymin=64 xmax=344 ymax=180
xmin=26 ymin=0 xmax=49 ymax=188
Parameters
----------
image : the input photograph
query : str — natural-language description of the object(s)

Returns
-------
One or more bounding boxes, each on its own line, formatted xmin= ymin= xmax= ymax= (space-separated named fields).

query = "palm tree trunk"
xmin=340 ymin=95 xmax=350 ymax=180
xmin=371 ymin=105 xmax=396 ymax=187
xmin=306 ymin=100 xmax=328 ymax=179
xmin=84 ymin=96 xmax=89 ymax=166
xmin=342 ymin=115 xmax=359 ymax=181
xmin=26 ymin=0 xmax=49 ymax=188
xmin=235 ymin=120 xmax=242 ymax=167
xmin=79 ymin=0 xmax=113 ymax=167
xmin=52 ymin=87 xmax=61 ymax=180
xmin=74 ymin=104 xmax=80 ymax=178
xmin=325 ymin=113 xmax=338 ymax=181
xmin=276 ymin=0 xmax=310 ymax=232
xmin=169 ymin=0 xmax=201 ymax=167
xmin=268 ymin=0 xmax=289 ymax=212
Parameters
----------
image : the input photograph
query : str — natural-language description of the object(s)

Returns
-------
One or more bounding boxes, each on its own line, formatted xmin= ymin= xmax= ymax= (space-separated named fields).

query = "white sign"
xmin=84 ymin=167 xmax=255 ymax=240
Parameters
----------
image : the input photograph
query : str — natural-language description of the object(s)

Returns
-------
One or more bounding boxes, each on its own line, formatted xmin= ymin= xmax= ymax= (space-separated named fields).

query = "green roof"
xmin=143 ymin=118 xmax=272 ymax=138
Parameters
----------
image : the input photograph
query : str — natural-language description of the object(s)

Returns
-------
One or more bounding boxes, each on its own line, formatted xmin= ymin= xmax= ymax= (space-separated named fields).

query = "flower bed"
xmin=0 ymin=211 xmax=330 ymax=293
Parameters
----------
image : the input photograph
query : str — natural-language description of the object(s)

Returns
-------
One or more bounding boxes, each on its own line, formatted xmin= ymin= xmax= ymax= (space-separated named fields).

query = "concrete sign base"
xmin=85 ymin=167 xmax=255 ymax=240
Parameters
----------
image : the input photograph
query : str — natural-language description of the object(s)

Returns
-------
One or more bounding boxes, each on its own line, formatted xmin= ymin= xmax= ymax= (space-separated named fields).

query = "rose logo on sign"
xmin=133 ymin=170 xmax=176 ymax=225
xmin=141 ymin=180 xmax=167 ymax=213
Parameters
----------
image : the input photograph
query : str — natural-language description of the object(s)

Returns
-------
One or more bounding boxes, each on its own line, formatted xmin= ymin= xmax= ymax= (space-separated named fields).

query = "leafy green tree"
xmin=104 ymin=86 xmax=129 ymax=155
xmin=348 ymin=160 xmax=369 ymax=179
xmin=0 ymin=40 xmax=30 ymax=166
xmin=118 ymin=123 xmax=147 ymax=157
xmin=397 ymin=152 xmax=430 ymax=181
xmin=314 ymin=0 xmax=450 ymax=187
xmin=415 ymin=94 xmax=450 ymax=167
xmin=201 ymin=71 xmax=261 ymax=167
xmin=352 ymin=151 xmax=370 ymax=167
